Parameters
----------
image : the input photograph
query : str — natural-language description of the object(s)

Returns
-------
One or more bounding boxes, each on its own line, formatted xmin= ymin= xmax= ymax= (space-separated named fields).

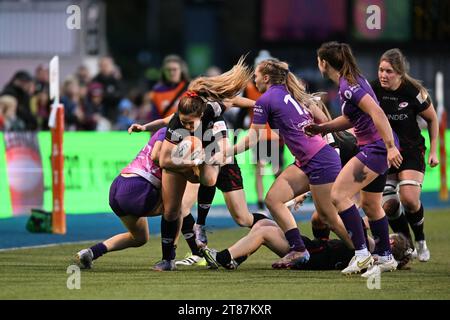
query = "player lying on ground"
xmin=202 ymin=218 xmax=412 ymax=272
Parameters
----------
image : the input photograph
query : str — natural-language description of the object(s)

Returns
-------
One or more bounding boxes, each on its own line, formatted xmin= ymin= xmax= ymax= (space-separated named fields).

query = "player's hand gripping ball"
xmin=172 ymin=135 xmax=204 ymax=166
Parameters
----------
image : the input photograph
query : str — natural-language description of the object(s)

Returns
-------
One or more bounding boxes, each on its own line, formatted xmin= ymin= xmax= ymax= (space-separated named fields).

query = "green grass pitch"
xmin=1 ymin=209 xmax=449 ymax=300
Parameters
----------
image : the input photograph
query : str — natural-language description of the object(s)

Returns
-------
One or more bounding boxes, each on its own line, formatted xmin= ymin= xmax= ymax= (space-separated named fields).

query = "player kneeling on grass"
xmin=75 ymin=127 xmax=204 ymax=269
xmin=75 ymin=128 xmax=166 ymax=268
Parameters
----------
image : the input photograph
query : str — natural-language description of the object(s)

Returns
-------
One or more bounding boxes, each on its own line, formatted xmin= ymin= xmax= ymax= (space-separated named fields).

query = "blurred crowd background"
xmin=0 ymin=0 xmax=449 ymax=133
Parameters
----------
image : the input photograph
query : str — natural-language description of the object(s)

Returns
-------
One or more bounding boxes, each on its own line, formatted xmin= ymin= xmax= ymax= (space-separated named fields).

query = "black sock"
xmin=312 ymin=227 xmax=330 ymax=240
xmin=216 ymin=249 xmax=232 ymax=267
xmin=251 ymin=212 xmax=269 ymax=228
xmin=234 ymin=255 xmax=247 ymax=265
xmin=257 ymin=200 xmax=265 ymax=210
xmin=181 ymin=213 xmax=200 ymax=256
xmin=388 ymin=204 xmax=413 ymax=244
xmin=405 ymin=204 xmax=425 ymax=242
xmin=161 ymin=216 xmax=179 ymax=261
xmin=197 ymin=185 xmax=216 ymax=225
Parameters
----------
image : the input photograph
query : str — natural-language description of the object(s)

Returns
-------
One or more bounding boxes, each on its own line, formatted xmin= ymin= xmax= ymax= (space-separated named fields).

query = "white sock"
xmin=355 ymin=248 xmax=370 ymax=257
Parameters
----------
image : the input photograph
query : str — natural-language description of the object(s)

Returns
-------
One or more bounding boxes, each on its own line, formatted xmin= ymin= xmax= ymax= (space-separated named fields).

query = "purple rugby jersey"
xmin=121 ymin=127 xmax=167 ymax=188
xmin=253 ymin=85 xmax=326 ymax=167
xmin=339 ymin=76 xmax=382 ymax=146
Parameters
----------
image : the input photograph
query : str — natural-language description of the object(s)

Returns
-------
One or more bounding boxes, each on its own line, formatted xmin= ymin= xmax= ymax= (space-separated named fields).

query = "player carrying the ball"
xmin=151 ymin=58 xmax=254 ymax=271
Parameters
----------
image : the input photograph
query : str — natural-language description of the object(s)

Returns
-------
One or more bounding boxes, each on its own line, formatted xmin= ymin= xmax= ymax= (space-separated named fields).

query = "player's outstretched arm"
xmin=128 ymin=114 xmax=174 ymax=134
xmin=285 ymin=192 xmax=312 ymax=211
xmin=304 ymin=116 xmax=352 ymax=136
xmin=230 ymin=123 xmax=265 ymax=156
xmin=224 ymin=96 xmax=256 ymax=109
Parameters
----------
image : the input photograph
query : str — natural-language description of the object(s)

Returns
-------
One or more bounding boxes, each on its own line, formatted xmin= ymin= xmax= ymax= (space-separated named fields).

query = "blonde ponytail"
xmin=258 ymin=59 xmax=326 ymax=113
xmin=188 ymin=56 xmax=252 ymax=101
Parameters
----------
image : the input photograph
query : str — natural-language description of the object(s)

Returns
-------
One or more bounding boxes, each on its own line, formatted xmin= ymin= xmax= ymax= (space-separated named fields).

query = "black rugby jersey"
xmin=165 ymin=100 xmax=228 ymax=148
xmin=292 ymin=236 xmax=354 ymax=270
xmin=324 ymin=131 xmax=359 ymax=166
xmin=371 ymin=79 xmax=431 ymax=150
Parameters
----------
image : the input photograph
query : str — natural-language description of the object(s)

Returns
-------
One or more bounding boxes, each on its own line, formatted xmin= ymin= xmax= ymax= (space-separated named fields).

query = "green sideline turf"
xmin=1 ymin=209 xmax=449 ymax=300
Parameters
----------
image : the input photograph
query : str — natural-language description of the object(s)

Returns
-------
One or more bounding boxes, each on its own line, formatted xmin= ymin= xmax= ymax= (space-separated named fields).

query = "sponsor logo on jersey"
xmin=212 ymin=120 xmax=227 ymax=135
xmin=416 ymin=92 xmax=427 ymax=104
xmin=398 ymin=102 xmax=409 ymax=109
xmin=254 ymin=106 xmax=264 ymax=113
xmin=296 ymin=118 xmax=313 ymax=131
xmin=387 ymin=114 xmax=409 ymax=121
xmin=344 ymin=90 xmax=352 ymax=99
xmin=168 ymin=127 xmax=183 ymax=140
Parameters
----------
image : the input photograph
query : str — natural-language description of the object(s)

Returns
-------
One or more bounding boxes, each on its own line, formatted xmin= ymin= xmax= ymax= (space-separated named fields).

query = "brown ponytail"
xmin=317 ymin=41 xmax=362 ymax=85
xmin=178 ymin=94 xmax=206 ymax=117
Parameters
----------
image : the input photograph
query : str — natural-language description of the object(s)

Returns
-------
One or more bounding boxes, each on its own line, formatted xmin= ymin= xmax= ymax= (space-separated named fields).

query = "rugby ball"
xmin=172 ymin=135 xmax=203 ymax=163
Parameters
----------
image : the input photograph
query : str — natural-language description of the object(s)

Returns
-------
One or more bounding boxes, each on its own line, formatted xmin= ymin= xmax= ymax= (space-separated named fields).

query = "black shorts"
xmin=362 ymin=172 xmax=387 ymax=193
xmin=216 ymin=163 xmax=243 ymax=193
xmin=388 ymin=147 xmax=426 ymax=174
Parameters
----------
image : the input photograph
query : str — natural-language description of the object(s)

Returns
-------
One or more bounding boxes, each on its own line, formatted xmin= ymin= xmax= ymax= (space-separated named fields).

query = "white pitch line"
xmin=0 ymin=239 xmax=102 ymax=252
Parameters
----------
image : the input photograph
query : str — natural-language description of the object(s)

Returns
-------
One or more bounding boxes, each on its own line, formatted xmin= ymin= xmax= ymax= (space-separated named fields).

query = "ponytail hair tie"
xmin=183 ymin=91 xmax=198 ymax=98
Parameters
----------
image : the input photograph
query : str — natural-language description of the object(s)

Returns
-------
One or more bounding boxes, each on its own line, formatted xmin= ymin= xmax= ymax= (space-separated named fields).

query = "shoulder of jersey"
xmin=402 ymin=81 xmax=428 ymax=104
xmin=169 ymin=112 xmax=180 ymax=122
xmin=206 ymin=101 xmax=225 ymax=117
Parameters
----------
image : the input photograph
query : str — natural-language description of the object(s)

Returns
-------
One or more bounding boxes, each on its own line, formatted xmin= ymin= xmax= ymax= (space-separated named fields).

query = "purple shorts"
xmin=295 ymin=144 xmax=342 ymax=185
xmin=109 ymin=175 xmax=160 ymax=217
xmin=355 ymin=139 xmax=389 ymax=175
